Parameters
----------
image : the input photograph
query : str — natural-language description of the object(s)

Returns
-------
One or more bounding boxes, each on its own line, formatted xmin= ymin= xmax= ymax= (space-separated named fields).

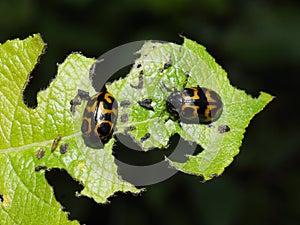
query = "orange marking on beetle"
xmin=104 ymin=93 xmax=113 ymax=103
xmin=208 ymin=103 xmax=218 ymax=111
xmin=182 ymin=88 xmax=201 ymax=101
xmin=86 ymin=100 xmax=99 ymax=113
xmin=181 ymin=105 xmax=200 ymax=119
xmin=206 ymin=90 xmax=221 ymax=103
xmin=82 ymin=117 xmax=92 ymax=134
xmin=99 ymin=102 xmax=118 ymax=115
xmin=204 ymin=107 xmax=211 ymax=118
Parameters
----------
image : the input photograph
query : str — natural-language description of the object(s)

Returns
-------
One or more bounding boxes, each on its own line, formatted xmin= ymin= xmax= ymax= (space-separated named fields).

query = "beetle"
xmin=81 ymin=91 xmax=118 ymax=148
xmin=164 ymin=84 xmax=223 ymax=124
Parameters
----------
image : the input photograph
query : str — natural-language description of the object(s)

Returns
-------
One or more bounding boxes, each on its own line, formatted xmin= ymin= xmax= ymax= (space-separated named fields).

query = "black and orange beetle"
xmin=81 ymin=91 xmax=118 ymax=148
xmin=162 ymin=76 xmax=223 ymax=124
xmin=166 ymin=86 xmax=223 ymax=124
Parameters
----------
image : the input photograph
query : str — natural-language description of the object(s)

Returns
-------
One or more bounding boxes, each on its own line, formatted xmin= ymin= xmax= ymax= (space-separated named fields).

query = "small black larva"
xmin=36 ymin=148 xmax=45 ymax=159
xmin=60 ymin=143 xmax=69 ymax=154
xmin=138 ymin=99 xmax=154 ymax=111
xmin=136 ymin=63 xmax=142 ymax=69
xmin=34 ymin=165 xmax=47 ymax=172
xmin=120 ymin=100 xmax=131 ymax=107
xmin=120 ymin=114 xmax=129 ymax=123
xmin=218 ymin=125 xmax=230 ymax=133
xmin=124 ymin=126 xmax=136 ymax=133
xmin=163 ymin=57 xmax=173 ymax=70
xmin=140 ymin=133 xmax=151 ymax=142
xmin=51 ymin=135 xmax=62 ymax=152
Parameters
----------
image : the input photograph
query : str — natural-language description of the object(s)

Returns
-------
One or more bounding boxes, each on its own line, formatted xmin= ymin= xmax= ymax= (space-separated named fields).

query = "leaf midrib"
xmin=0 ymin=131 xmax=81 ymax=153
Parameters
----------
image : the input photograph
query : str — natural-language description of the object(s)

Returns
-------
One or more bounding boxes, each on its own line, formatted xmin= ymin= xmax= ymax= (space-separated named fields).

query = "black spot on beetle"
xmin=35 ymin=165 xmax=48 ymax=172
xmin=140 ymin=133 xmax=150 ymax=142
xmin=120 ymin=114 xmax=129 ymax=123
xmin=218 ymin=125 xmax=230 ymax=133
xmin=0 ymin=194 xmax=3 ymax=202
xmin=138 ymin=99 xmax=154 ymax=111
xmin=60 ymin=143 xmax=69 ymax=154
xmin=136 ymin=63 xmax=142 ymax=69
xmin=120 ymin=100 xmax=131 ymax=107
xmin=36 ymin=148 xmax=45 ymax=159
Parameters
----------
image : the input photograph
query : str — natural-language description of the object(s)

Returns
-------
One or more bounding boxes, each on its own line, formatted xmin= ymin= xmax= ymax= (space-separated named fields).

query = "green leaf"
xmin=108 ymin=38 xmax=273 ymax=180
xmin=0 ymin=34 xmax=139 ymax=225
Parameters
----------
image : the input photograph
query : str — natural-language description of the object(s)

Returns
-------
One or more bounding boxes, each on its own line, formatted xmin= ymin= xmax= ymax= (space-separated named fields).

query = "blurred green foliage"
xmin=1 ymin=0 xmax=299 ymax=224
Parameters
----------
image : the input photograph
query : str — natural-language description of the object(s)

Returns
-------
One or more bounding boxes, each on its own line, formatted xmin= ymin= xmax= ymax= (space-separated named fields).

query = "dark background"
xmin=1 ymin=0 xmax=300 ymax=224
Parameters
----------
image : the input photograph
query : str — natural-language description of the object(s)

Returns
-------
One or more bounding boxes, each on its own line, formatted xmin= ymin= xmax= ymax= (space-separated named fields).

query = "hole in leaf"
xmin=191 ymin=144 xmax=203 ymax=156
xmin=113 ymin=133 xmax=204 ymax=185
xmin=45 ymin=168 xmax=109 ymax=224
xmin=113 ymin=133 xmax=203 ymax=166
xmin=45 ymin=168 xmax=140 ymax=224
xmin=92 ymin=64 xmax=133 ymax=92
xmin=113 ymin=133 xmax=182 ymax=166
xmin=23 ymin=52 xmax=59 ymax=109
xmin=113 ymin=133 xmax=202 ymax=166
